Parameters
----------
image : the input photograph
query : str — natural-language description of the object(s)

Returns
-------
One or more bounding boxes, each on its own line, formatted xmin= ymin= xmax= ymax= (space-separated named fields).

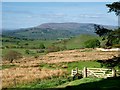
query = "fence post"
xmin=71 ymin=69 xmax=73 ymax=76
xmin=76 ymin=67 xmax=78 ymax=74
xmin=83 ymin=67 xmax=87 ymax=78
xmin=112 ymin=68 xmax=116 ymax=77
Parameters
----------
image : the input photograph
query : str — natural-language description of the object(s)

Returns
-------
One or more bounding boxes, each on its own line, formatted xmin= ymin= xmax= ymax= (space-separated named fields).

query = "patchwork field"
xmin=1 ymin=49 xmax=120 ymax=88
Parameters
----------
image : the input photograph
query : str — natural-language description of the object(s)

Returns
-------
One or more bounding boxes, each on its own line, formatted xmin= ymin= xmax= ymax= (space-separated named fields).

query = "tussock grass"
xmin=2 ymin=67 xmax=67 ymax=88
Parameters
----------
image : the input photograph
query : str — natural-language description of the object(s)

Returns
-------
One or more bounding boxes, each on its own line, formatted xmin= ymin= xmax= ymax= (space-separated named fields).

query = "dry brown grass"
xmin=2 ymin=67 xmax=67 ymax=88
xmin=40 ymin=49 xmax=119 ymax=63
xmin=2 ymin=49 xmax=119 ymax=88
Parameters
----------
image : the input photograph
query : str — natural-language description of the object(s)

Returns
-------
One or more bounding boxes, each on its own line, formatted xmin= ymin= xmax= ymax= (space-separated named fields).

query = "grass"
xmin=2 ymin=34 xmax=100 ymax=56
xmin=67 ymin=78 xmax=102 ymax=86
xmin=67 ymin=61 xmax=101 ymax=71
xmin=2 ymin=34 xmax=119 ymax=89
xmin=65 ymin=34 xmax=101 ymax=49
xmin=4 ymin=77 xmax=120 ymax=89
xmin=39 ymin=61 xmax=101 ymax=74
xmin=57 ymin=77 xmax=120 ymax=89
xmin=16 ymin=76 xmax=70 ymax=89
xmin=57 ymin=77 xmax=102 ymax=88
xmin=2 ymin=36 xmax=55 ymax=57
xmin=1 ymin=60 xmax=101 ymax=88
xmin=2 ymin=48 xmax=46 ymax=57
xmin=1 ymin=64 xmax=16 ymax=70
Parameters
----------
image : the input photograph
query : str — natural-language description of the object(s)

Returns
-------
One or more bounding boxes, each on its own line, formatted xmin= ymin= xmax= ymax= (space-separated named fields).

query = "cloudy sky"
xmin=2 ymin=2 xmax=117 ymax=29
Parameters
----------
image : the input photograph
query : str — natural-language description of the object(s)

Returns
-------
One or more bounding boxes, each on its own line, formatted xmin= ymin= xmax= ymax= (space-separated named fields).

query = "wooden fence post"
xmin=83 ymin=67 xmax=87 ymax=78
xmin=112 ymin=68 xmax=116 ymax=77
xmin=76 ymin=67 xmax=78 ymax=74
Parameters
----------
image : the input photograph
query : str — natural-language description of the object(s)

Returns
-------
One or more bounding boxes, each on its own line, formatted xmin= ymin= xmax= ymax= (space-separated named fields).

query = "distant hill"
xmin=2 ymin=23 xmax=117 ymax=40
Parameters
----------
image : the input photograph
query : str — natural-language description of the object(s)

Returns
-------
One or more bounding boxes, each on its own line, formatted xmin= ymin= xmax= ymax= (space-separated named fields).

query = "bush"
xmin=39 ymin=43 xmax=45 ymax=49
xmin=24 ymin=43 xmax=29 ymax=46
xmin=4 ymin=50 xmax=22 ymax=63
xmin=60 ymin=45 xmax=67 ymax=51
xmin=34 ymin=55 xmax=39 ymax=58
xmin=46 ymin=45 xmax=60 ymax=53
xmin=25 ymin=49 xmax=30 ymax=54
xmin=84 ymin=39 xmax=100 ymax=48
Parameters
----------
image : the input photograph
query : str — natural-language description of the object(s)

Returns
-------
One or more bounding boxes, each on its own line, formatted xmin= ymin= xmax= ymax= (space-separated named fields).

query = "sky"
xmin=2 ymin=2 xmax=118 ymax=29
xmin=1 ymin=0 xmax=118 ymax=2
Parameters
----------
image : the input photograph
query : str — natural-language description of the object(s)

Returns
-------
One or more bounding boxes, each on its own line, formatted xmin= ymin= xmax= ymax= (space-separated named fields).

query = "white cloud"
xmin=34 ymin=13 xmax=67 ymax=19
xmin=79 ymin=14 xmax=105 ymax=18
xmin=3 ymin=10 xmax=33 ymax=15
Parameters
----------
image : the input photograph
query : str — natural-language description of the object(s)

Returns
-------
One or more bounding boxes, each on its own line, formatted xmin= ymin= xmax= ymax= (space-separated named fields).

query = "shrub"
xmin=24 ymin=43 xmax=29 ymax=46
xmin=4 ymin=50 xmax=22 ymax=63
xmin=34 ymin=55 xmax=39 ymax=58
xmin=84 ymin=39 xmax=100 ymax=48
xmin=5 ymin=46 xmax=9 ymax=48
xmin=60 ymin=45 xmax=67 ymax=51
xmin=25 ymin=49 xmax=30 ymax=54
xmin=46 ymin=45 xmax=60 ymax=53
xmin=39 ymin=43 xmax=45 ymax=49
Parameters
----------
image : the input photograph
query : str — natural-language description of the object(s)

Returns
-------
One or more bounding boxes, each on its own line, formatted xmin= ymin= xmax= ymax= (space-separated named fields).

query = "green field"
xmin=39 ymin=61 xmax=101 ymax=73
xmin=65 ymin=34 xmax=100 ymax=49
xmin=1 ymin=34 xmax=100 ymax=57
xmin=57 ymin=77 xmax=120 ymax=89
xmin=12 ymin=76 xmax=120 ymax=89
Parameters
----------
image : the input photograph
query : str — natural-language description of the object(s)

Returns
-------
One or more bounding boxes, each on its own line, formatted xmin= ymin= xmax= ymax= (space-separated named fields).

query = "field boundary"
xmin=71 ymin=67 xmax=120 ymax=78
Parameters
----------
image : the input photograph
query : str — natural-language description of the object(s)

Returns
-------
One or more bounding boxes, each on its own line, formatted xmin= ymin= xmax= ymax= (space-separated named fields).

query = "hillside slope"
xmin=2 ymin=23 xmax=116 ymax=40
xmin=66 ymin=34 xmax=100 ymax=49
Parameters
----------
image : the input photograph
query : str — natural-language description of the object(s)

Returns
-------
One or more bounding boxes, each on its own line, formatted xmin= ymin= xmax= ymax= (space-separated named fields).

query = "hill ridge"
xmin=2 ymin=22 xmax=117 ymax=40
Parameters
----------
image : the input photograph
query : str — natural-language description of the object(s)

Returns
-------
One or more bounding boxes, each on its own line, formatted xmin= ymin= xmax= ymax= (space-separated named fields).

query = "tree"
xmin=84 ymin=39 xmax=100 ymax=48
xmin=4 ymin=50 xmax=22 ymax=63
xmin=106 ymin=29 xmax=120 ymax=47
xmin=94 ymin=2 xmax=120 ymax=47
xmin=94 ymin=25 xmax=120 ymax=47
xmin=96 ymin=2 xmax=120 ymax=68
xmin=106 ymin=1 xmax=120 ymax=16
xmin=94 ymin=24 xmax=112 ymax=37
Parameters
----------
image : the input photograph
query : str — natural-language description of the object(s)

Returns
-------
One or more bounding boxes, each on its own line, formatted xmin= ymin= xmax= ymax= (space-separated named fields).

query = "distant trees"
xmin=4 ymin=50 xmax=22 ymax=63
xmin=84 ymin=39 xmax=100 ymax=48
